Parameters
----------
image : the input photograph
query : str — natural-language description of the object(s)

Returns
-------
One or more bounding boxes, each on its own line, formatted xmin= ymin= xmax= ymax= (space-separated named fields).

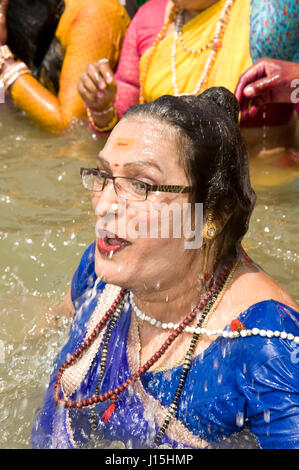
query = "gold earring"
xmin=203 ymin=211 xmax=217 ymax=240
xmin=199 ymin=211 xmax=217 ymax=286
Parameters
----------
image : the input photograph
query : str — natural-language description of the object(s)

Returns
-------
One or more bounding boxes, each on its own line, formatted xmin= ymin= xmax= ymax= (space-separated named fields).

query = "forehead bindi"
xmin=104 ymin=119 xmax=183 ymax=175
xmin=112 ymin=137 xmax=135 ymax=151
xmin=97 ymin=154 xmax=163 ymax=175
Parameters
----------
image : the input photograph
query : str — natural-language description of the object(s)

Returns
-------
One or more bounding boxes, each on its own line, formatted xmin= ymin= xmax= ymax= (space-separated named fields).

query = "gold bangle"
xmin=1 ymin=61 xmax=31 ymax=92
xmin=86 ymin=106 xmax=118 ymax=133
xmin=1 ymin=61 xmax=26 ymax=78
xmin=87 ymin=104 xmax=114 ymax=116
xmin=4 ymin=69 xmax=31 ymax=92
xmin=0 ymin=45 xmax=14 ymax=71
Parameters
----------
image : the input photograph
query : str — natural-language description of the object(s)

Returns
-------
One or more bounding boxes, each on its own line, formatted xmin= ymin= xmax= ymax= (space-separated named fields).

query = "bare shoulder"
xmin=229 ymin=260 xmax=299 ymax=313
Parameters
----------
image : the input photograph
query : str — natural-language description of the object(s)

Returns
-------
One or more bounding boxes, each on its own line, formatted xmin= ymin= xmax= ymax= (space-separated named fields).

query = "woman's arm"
xmin=8 ymin=1 xmax=130 ymax=133
xmin=235 ymin=58 xmax=299 ymax=119
xmin=77 ymin=7 xmax=142 ymax=133
xmin=60 ymin=288 xmax=75 ymax=318
xmin=113 ymin=11 xmax=142 ymax=119
xmin=26 ymin=289 xmax=75 ymax=338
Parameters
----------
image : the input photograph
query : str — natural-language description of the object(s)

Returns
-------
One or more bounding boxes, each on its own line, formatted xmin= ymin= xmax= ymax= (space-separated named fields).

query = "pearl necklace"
xmin=130 ymin=290 xmax=299 ymax=344
xmin=130 ymin=290 xmax=204 ymax=331
xmin=187 ymin=326 xmax=299 ymax=343
xmin=171 ymin=0 xmax=235 ymax=96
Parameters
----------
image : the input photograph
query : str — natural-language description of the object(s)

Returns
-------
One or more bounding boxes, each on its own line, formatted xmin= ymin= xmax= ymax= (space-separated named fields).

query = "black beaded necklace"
xmin=55 ymin=258 xmax=237 ymax=447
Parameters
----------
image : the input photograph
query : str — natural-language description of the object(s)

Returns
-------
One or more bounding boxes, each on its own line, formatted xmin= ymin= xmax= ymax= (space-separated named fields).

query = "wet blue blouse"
xmin=31 ymin=243 xmax=299 ymax=449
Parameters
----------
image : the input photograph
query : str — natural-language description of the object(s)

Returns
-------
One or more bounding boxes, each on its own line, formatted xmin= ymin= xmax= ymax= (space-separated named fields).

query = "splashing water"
xmin=236 ymin=411 xmax=244 ymax=428
xmin=0 ymin=104 xmax=298 ymax=448
xmin=264 ymin=409 xmax=271 ymax=424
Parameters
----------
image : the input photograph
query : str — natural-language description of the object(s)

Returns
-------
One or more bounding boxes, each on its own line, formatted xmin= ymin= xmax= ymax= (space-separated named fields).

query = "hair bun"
xmin=198 ymin=87 xmax=240 ymax=124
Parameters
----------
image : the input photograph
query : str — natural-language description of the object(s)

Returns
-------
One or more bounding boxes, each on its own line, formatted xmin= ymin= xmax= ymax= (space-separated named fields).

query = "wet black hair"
xmin=6 ymin=0 xmax=65 ymax=94
xmin=123 ymin=87 xmax=256 ymax=259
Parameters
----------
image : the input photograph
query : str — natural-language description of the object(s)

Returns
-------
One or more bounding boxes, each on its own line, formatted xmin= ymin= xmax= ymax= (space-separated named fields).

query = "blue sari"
xmin=31 ymin=243 xmax=299 ymax=449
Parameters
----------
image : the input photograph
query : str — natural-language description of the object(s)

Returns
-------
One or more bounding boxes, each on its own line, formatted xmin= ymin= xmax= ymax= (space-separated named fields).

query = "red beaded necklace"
xmin=54 ymin=262 xmax=231 ymax=412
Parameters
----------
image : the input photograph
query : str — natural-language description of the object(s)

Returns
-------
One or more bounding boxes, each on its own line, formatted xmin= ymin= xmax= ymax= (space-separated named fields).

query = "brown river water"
xmin=0 ymin=101 xmax=298 ymax=448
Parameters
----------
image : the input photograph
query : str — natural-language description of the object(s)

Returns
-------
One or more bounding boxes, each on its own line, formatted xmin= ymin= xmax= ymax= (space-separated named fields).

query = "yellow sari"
xmin=140 ymin=0 xmax=252 ymax=102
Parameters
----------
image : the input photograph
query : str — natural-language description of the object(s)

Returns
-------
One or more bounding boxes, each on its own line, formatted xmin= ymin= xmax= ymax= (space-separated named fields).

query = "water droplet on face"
xmin=118 ymin=263 xmax=123 ymax=272
xmin=108 ymin=250 xmax=113 ymax=259
xmin=155 ymin=281 xmax=160 ymax=290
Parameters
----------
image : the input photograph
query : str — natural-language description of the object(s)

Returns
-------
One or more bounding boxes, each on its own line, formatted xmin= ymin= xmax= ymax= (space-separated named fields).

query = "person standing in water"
xmin=0 ymin=0 xmax=130 ymax=133
xmin=31 ymin=88 xmax=299 ymax=449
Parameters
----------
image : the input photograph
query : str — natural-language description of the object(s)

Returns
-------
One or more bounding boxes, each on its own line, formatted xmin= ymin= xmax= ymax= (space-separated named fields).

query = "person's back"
xmin=2 ymin=0 xmax=130 ymax=132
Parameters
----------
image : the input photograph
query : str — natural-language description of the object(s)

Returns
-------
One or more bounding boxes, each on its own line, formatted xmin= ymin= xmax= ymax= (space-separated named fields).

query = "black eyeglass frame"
xmin=80 ymin=168 xmax=193 ymax=199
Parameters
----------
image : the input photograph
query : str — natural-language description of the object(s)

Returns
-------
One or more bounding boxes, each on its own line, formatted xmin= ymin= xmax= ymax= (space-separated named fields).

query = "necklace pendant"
xmin=101 ymin=402 xmax=117 ymax=424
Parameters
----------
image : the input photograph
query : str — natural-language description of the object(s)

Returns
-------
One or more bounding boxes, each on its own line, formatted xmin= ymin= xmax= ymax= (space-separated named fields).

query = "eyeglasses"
xmin=80 ymin=168 xmax=193 ymax=201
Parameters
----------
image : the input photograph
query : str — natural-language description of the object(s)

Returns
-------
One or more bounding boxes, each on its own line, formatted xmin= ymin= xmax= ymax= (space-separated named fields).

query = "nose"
xmin=92 ymin=178 xmax=119 ymax=217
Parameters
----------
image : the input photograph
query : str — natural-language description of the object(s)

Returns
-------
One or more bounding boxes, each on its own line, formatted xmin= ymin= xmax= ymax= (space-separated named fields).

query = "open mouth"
xmin=97 ymin=229 xmax=131 ymax=256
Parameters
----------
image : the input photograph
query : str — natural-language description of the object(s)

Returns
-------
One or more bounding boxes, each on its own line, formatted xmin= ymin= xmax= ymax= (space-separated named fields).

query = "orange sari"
xmin=10 ymin=0 xmax=130 ymax=133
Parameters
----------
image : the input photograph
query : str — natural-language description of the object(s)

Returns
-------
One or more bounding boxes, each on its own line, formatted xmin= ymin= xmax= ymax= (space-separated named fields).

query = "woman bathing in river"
xmin=32 ymin=88 xmax=299 ymax=449
xmin=0 ymin=0 xmax=129 ymax=133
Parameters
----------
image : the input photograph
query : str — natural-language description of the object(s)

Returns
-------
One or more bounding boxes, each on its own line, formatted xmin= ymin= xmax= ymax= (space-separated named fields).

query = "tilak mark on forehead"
xmin=113 ymin=137 xmax=135 ymax=151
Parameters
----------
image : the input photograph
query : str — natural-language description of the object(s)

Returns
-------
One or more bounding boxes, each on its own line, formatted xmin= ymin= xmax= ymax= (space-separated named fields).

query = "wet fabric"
xmin=10 ymin=0 xmax=130 ymax=133
xmin=31 ymin=243 xmax=299 ymax=449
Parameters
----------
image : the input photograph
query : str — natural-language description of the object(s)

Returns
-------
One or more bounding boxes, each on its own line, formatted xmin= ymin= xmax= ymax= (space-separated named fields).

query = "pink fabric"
xmin=114 ymin=0 xmax=167 ymax=118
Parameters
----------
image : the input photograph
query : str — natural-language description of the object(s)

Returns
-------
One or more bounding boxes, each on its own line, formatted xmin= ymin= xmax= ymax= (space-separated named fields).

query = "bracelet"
xmin=0 ymin=61 xmax=31 ymax=92
xmin=0 ymin=45 xmax=14 ymax=71
xmin=1 ymin=61 xmax=29 ymax=80
xmin=4 ymin=69 xmax=31 ymax=92
xmin=87 ymin=104 xmax=115 ymax=116
xmin=86 ymin=106 xmax=118 ymax=133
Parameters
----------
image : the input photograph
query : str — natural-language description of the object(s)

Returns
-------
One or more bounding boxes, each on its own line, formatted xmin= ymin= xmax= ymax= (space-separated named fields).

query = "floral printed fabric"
xmin=250 ymin=0 xmax=299 ymax=62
